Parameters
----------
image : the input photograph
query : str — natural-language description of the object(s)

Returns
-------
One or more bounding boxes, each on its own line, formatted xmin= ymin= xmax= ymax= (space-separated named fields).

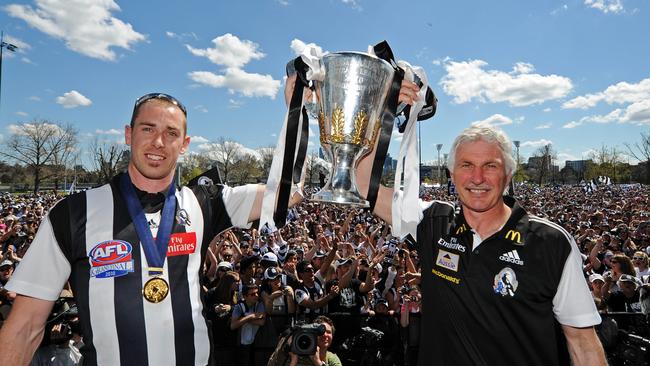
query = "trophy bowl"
xmin=310 ymin=52 xmax=396 ymax=207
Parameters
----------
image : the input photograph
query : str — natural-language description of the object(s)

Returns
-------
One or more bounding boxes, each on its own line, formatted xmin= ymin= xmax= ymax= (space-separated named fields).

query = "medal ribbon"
xmin=119 ymin=173 xmax=177 ymax=276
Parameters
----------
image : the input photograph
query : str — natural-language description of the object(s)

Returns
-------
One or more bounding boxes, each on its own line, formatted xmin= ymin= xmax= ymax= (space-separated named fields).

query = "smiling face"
xmin=451 ymin=139 xmax=511 ymax=215
xmin=125 ymin=100 xmax=190 ymax=192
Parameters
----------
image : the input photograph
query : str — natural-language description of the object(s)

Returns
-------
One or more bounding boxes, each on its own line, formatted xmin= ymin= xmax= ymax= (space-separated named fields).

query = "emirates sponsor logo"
xmin=167 ymin=232 xmax=197 ymax=257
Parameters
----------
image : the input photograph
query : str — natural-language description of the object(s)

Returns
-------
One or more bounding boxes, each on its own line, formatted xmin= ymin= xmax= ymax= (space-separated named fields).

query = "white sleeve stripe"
xmin=535 ymin=217 xmax=601 ymax=327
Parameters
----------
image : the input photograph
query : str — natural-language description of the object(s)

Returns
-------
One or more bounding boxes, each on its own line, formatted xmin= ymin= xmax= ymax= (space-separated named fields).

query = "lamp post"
xmin=513 ymin=140 xmax=520 ymax=183
xmin=1 ymin=31 xmax=19 ymax=117
xmin=436 ymin=143 xmax=443 ymax=185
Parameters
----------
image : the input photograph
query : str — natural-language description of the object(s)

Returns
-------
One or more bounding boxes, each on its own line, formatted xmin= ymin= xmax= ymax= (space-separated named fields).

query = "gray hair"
xmin=447 ymin=125 xmax=516 ymax=176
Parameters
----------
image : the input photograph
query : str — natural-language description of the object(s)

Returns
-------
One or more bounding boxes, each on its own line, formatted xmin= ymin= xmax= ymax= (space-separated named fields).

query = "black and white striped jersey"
xmin=7 ymin=173 xmax=257 ymax=366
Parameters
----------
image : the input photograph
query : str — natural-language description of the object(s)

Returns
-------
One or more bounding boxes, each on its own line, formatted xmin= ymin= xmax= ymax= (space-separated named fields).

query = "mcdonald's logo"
xmin=455 ymin=224 xmax=468 ymax=235
xmin=505 ymin=230 xmax=522 ymax=244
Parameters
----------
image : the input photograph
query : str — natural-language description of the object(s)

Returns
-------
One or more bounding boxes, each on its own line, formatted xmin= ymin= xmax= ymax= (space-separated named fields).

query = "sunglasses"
xmin=632 ymin=257 xmax=645 ymax=260
xmin=133 ymin=93 xmax=187 ymax=117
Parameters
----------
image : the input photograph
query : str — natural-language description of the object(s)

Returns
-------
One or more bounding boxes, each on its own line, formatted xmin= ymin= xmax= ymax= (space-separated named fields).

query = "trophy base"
xmin=310 ymin=190 xmax=369 ymax=208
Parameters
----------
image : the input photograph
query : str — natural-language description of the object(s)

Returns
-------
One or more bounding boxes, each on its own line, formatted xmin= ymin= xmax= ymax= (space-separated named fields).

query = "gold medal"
xmin=143 ymin=277 xmax=169 ymax=303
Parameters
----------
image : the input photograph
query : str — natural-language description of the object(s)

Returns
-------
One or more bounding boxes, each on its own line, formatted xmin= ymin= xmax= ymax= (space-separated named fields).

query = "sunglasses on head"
xmin=133 ymin=93 xmax=187 ymax=118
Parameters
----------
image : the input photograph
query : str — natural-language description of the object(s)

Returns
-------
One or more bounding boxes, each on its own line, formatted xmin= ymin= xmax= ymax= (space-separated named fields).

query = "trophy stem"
xmin=311 ymin=143 xmax=369 ymax=207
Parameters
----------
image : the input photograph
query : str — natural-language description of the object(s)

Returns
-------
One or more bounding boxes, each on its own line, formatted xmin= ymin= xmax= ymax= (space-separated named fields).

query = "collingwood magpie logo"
xmin=499 ymin=249 xmax=524 ymax=266
xmin=148 ymin=218 xmax=158 ymax=229
xmin=494 ymin=267 xmax=518 ymax=297
xmin=437 ymin=237 xmax=466 ymax=252
xmin=176 ymin=209 xmax=191 ymax=226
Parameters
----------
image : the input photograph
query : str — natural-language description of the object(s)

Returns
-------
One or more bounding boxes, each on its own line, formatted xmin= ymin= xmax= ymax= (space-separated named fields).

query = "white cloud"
xmin=341 ymin=0 xmax=362 ymax=10
xmin=543 ymin=107 xmax=552 ymax=112
xmin=228 ymin=99 xmax=244 ymax=109
xmin=563 ymin=120 xmax=584 ymax=129
xmin=193 ymin=105 xmax=208 ymax=113
xmin=535 ymin=123 xmax=552 ymax=129
xmin=290 ymin=39 xmax=325 ymax=57
xmin=584 ymin=0 xmax=624 ymax=14
xmin=189 ymin=135 xmax=209 ymax=144
xmin=5 ymin=0 xmax=146 ymax=61
xmin=551 ymin=4 xmax=569 ymax=15
xmin=28 ymin=96 xmax=41 ymax=101
xmin=564 ymin=78 xmax=650 ymax=110
xmin=56 ymin=90 xmax=92 ymax=108
xmin=511 ymin=62 xmax=535 ymax=74
xmin=563 ymin=78 xmax=650 ymax=127
xmin=21 ymin=57 xmax=35 ymax=64
xmin=186 ymin=33 xmax=281 ymax=98
xmin=277 ymin=0 xmax=290 ymax=6
xmin=166 ymin=31 xmax=197 ymax=41
xmin=440 ymin=59 xmax=573 ymax=106
xmin=198 ymin=140 xmax=262 ymax=162
xmin=8 ymin=122 xmax=65 ymax=136
xmin=186 ymin=33 xmax=264 ymax=68
xmin=521 ymin=139 xmax=553 ymax=148
xmin=15 ymin=111 xmax=28 ymax=117
xmin=471 ymin=113 xmax=513 ymax=128
xmin=95 ymin=128 xmax=121 ymax=135
xmin=188 ymin=69 xmax=280 ymax=98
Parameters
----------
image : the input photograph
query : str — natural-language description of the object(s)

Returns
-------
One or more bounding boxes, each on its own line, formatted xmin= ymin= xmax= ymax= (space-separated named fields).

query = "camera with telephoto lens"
xmin=285 ymin=323 xmax=326 ymax=356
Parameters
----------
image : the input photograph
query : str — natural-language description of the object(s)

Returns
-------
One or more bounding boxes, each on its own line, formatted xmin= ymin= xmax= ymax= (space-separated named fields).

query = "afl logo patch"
xmin=88 ymin=240 xmax=134 ymax=279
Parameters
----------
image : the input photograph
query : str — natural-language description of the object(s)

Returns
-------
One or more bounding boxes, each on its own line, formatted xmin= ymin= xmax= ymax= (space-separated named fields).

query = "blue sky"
xmin=1 ymin=0 xmax=649 ymax=169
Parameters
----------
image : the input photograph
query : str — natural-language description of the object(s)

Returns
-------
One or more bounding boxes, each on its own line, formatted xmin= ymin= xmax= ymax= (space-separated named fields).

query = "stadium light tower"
xmin=513 ymin=140 xmax=520 ymax=182
xmin=1 ymin=31 xmax=19 ymax=117
xmin=436 ymin=143 xmax=443 ymax=184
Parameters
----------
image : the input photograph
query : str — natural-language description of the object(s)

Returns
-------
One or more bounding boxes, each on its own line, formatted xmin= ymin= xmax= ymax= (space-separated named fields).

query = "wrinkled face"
xmin=125 ymin=100 xmax=190 ymax=185
xmin=317 ymin=322 xmax=333 ymax=350
xmin=451 ymin=140 xmax=510 ymax=215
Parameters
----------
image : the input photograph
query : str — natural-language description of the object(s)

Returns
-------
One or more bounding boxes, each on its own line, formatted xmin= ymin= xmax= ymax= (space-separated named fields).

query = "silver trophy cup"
xmin=311 ymin=52 xmax=396 ymax=207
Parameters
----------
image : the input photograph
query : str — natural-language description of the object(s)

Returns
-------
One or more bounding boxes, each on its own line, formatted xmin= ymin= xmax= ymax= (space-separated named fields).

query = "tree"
xmin=230 ymin=155 xmax=260 ymax=185
xmin=585 ymin=144 xmax=628 ymax=182
xmin=205 ymin=137 xmax=243 ymax=184
xmin=91 ymin=139 xmax=128 ymax=184
xmin=179 ymin=152 xmax=212 ymax=185
xmin=1 ymin=120 xmax=78 ymax=193
xmin=529 ymin=144 xmax=556 ymax=185
xmin=257 ymin=146 xmax=275 ymax=180
xmin=625 ymin=131 xmax=650 ymax=183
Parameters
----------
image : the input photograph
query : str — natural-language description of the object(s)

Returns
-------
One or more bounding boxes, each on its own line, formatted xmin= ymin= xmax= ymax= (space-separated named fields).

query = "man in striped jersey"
xmin=357 ymin=125 xmax=607 ymax=365
xmin=0 ymin=93 xmax=296 ymax=366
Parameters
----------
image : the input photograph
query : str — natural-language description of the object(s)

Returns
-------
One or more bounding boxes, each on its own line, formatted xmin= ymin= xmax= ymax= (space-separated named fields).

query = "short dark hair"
xmin=296 ymin=260 xmax=312 ymax=273
xmin=130 ymin=93 xmax=187 ymax=132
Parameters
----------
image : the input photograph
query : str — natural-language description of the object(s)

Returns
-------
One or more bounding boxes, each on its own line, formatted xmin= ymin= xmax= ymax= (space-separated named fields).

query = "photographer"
xmin=288 ymin=316 xmax=341 ymax=366
xmin=231 ymin=284 xmax=266 ymax=366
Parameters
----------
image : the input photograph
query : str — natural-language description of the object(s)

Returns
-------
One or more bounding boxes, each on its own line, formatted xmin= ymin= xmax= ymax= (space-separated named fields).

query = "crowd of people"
xmin=1 ymin=181 xmax=648 ymax=365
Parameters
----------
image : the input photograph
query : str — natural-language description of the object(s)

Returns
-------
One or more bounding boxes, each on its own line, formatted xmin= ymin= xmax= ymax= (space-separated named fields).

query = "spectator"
xmin=605 ymin=274 xmax=643 ymax=313
xmin=206 ymin=271 xmax=240 ymax=366
xmin=231 ymin=284 xmax=266 ymax=366
xmin=288 ymin=315 xmax=342 ymax=366
xmin=294 ymin=260 xmax=334 ymax=320
xmin=632 ymin=251 xmax=650 ymax=278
